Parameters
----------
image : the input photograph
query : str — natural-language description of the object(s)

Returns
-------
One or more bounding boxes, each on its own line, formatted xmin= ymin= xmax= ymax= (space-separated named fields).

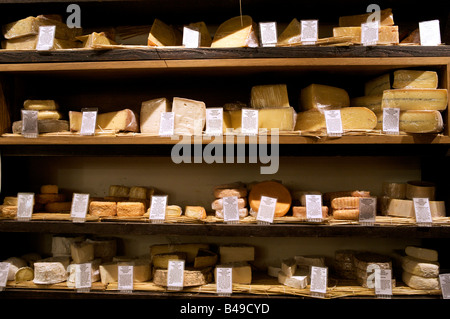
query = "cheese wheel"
xmin=406 ymin=181 xmax=436 ymax=200
xmin=35 ymin=193 xmax=66 ymax=205
xmin=402 ymin=271 xmax=439 ymax=290
xmin=382 ymin=182 xmax=407 ymax=199
xmin=387 ymin=199 xmax=445 ymax=218
xmin=332 ymin=209 xmax=359 ymax=220
xmin=292 ymin=206 xmax=328 ymax=219
xmin=213 ymin=188 xmax=247 ymax=198
xmin=331 ymin=197 xmax=360 ymax=210
xmin=45 ymin=201 xmax=72 ymax=213
xmin=248 ymin=181 xmax=291 ymax=217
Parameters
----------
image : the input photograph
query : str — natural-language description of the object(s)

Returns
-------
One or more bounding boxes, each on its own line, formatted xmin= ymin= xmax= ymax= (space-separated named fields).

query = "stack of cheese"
xmin=270 ymin=255 xmax=326 ymax=289
xmin=69 ymin=108 xmax=139 ymax=133
xmin=36 ymin=184 xmax=68 ymax=214
xmin=290 ymin=190 xmax=329 ymax=219
xmin=2 ymin=253 xmax=40 ymax=283
xmin=294 ymin=83 xmax=377 ymax=132
xmin=355 ymin=70 xmax=447 ymax=133
xmin=248 ymin=180 xmax=292 ymax=218
xmin=401 ymin=246 xmax=440 ymax=290
xmin=1 ymin=15 xmax=81 ymax=50
xmin=227 ymin=84 xmax=296 ymax=132
xmin=385 ymin=180 xmax=445 ymax=218
xmin=66 ymin=239 xmax=102 ymax=287
xmin=215 ymin=244 xmax=254 ymax=284
xmin=333 ymin=250 xmax=357 ymax=279
xmin=0 ymin=196 xmax=18 ymax=218
xmin=324 ymin=190 xmax=371 ymax=220
xmin=379 ymin=181 xmax=407 ymax=216
xmin=212 ymin=182 xmax=248 ymax=219
xmin=150 ymin=243 xmax=216 ymax=287
xmin=12 ymin=100 xmax=69 ymax=135
xmin=353 ymin=252 xmax=394 ymax=288
xmin=333 ymin=8 xmax=399 ymax=45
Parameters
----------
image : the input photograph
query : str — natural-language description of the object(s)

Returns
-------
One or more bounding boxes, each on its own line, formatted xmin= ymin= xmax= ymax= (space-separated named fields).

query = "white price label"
xmin=259 ymin=22 xmax=278 ymax=47
xmin=301 ymin=20 xmax=318 ymax=44
xmin=361 ymin=21 xmax=379 ymax=46
xmin=241 ymin=109 xmax=259 ymax=135
xmin=256 ymin=196 xmax=277 ymax=224
xmin=324 ymin=109 xmax=343 ymax=136
xmin=222 ymin=196 xmax=240 ymax=223
xmin=216 ymin=267 xmax=233 ymax=295
xmin=183 ymin=26 xmax=201 ymax=48
xmin=167 ymin=260 xmax=185 ymax=290
xmin=375 ymin=269 xmax=392 ymax=298
xmin=75 ymin=263 xmax=92 ymax=291
xmin=0 ymin=262 xmax=10 ymax=289
xmin=413 ymin=198 xmax=433 ymax=225
xmin=159 ymin=112 xmax=175 ymax=136
xmin=439 ymin=274 xmax=450 ymax=299
xmin=71 ymin=193 xmax=89 ymax=222
xmin=80 ymin=109 xmax=98 ymax=136
xmin=359 ymin=197 xmax=377 ymax=225
xmin=305 ymin=195 xmax=323 ymax=221
xmin=36 ymin=25 xmax=56 ymax=50
xmin=419 ymin=20 xmax=441 ymax=46
xmin=310 ymin=266 xmax=328 ymax=296
xmin=118 ymin=264 xmax=134 ymax=292
xmin=16 ymin=193 xmax=34 ymax=221
xmin=21 ymin=110 xmax=39 ymax=138
xmin=382 ymin=108 xmax=400 ymax=134
xmin=205 ymin=108 xmax=224 ymax=136
xmin=149 ymin=195 xmax=168 ymax=222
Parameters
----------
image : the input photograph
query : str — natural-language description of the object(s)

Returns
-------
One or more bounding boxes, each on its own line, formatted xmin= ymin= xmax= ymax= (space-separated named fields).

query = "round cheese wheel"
xmin=332 ymin=209 xmax=359 ymax=220
xmin=248 ymin=181 xmax=291 ymax=217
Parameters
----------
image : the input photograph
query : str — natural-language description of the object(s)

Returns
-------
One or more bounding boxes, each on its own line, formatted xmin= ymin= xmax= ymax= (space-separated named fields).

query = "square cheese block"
xmin=109 ymin=185 xmax=130 ymax=197
xmin=228 ymin=107 xmax=296 ymax=131
xmin=51 ymin=236 xmax=84 ymax=257
xmin=333 ymin=26 xmax=399 ymax=44
xmin=350 ymin=95 xmax=383 ymax=113
xmin=153 ymin=252 xmax=187 ymax=269
xmin=129 ymin=186 xmax=151 ymax=200
xmin=375 ymin=110 xmax=444 ymax=133
xmin=277 ymin=18 xmax=301 ymax=46
xmin=294 ymin=107 xmax=377 ymax=131
xmin=147 ymin=18 xmax=182 ymax=46
xmin=381 ymin=89 xmax=448 ymax=111
xmin=353 ymin=252 xmax=392 ymax=271
xmin=402 ymin=271 xmax=439 ymax=290
xmin=392 ymin=70 xmax=438 ymax=89
xmin=86 ymin=238 xmax=117 ymax=262
xmin=401 ymin=256 xmax=439 ymax=278
xmin=117 ymin=202 xmax=145 ymax=217
xmin=219 ymin=245 xmax=254 ymax=264
xmin=188 ymin=21 xmax=212 ymax=47
xmin=300 ymin=84 xmax=350 ymax=112
xmin=69 ymin=109 xmax=139 ymax=133
xmin=213 ymin=187 xmax=248 ymax=199
xmin=215 ymin=262 xmax=252 ymax=284
xmin=405 ymin=246 xmax=438 ymax=262
xmin=99 ymin=260 xmax=152 ymax=284
xmin=172 ymin=97 xmax=206 ymax=135
xmin=33 ymin=256 xmax=70 ymax=284
xmin=140 ymin=98 xmax=171 ymax=134
xmin=211 ymin=15 xmax=258 ymax=48
xmin=150 ymin=243 xmax=209 ymax=263
xmin=250 ymin=84 xmax=290 ymax=109
xmin=338 ymin=8 xmax=394 ymax=27
xmin=24 ymin=100 xmax=58 ymax=111
xmin=71 ymin=241 xmax=95 ymax=264
xmin=211 ymin=197 xmax=247 ymax=210
xmin=365 ymin=73 xmax=391 ymax=96
xmin=89 ymin=201 xmax=117 ymax=217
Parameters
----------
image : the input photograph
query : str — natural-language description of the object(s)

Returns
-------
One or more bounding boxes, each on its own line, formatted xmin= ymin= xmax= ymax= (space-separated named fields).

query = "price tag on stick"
xmin=71 ymin=193 xmax=89 ymax=223
xmin=205 ymin=108 xmax=224 ymax=136
xmin=419 ymin=20 xmax=441 ymax=46
xmin=223 ymin=196 xmax=240 ymax=224
xmin=159 ymin=112 xmax=175 ymax=137
xmin=361 ymin=21 xmax=379 ymax=46
xmin=259 ymin=22 xmax=278 ymax=47
xmin=167 ymin=260 xmax=184 ymax=291
xmin=149 ymin=195 xmax=168 ymax=223
xmin=80 ymin=108 xmax=98 ymax=136
xmin=359 ymin=197 xmax=376 ymax=226
xmin=301 ymin=20 xmax=318 ymax=45
xmin=16 ymin=193 xmax=34 ymax=221
xmin=0 ymin=262 xmax=10 ymax=291
xmin=256 ymin=196 xmax=277 ymax=225
xmin=310 ymin=266 xmax=328 ymax=298
xmin=382 ymin=108 xmax=400 ymax=135
xmin=21 ymin=110 xmax=38 ymax=138
xmin=75 ymin=263 xmax=92 ymax=292
xmin=216 ymin=267 xmax=233 ymax=296
xmin=413 ymin=198 xmax=433 ymax=226
xmin=241 ymin=109 xmax=259 ymax=135
xmin=324 ymin=110 xmax=343 ymax=137
xmin=375 ymin=269 xmax=392 ymax=299
xmin=36 ymin=25 xmax=56 ymax=51
xmin=118 ymin=263 xmax=134 ymax=293
xmin=183 ymin=26 xmax=201 ymax=48
xmin=439 ymin=274 xmax=450 ymax=299
xmin=305 ymin=195 xmax=323 ymax=222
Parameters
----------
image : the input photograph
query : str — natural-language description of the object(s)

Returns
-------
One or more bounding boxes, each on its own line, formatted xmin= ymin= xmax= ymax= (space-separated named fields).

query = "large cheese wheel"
xmin=248 ymin=181 xmax=291 ymax=217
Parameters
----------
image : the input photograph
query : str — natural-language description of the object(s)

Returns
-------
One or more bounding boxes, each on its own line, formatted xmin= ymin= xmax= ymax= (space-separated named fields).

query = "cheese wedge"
xmin=24 ymin=100 xmax=58 ymax=111
xmin=147 ymin=18 xmax=182 ymax=46
xmin=333 ymin=26 xmax=399 ymax=44
xmin=140 ymin=98 xmax=171 ymax=134
xmin=250 ymin=84 xmax=290 ymax=109
xmin=2 ymin=35 xmax=79 ymax=50
xmin=300 ymin=84 xmax=350 ymax=112
xmin=338 ymin=8 xmax=395 ymax=27
xmin=86 ymin=238 xmax=117 ymax=262
xmin=381 ymin=89 xmax=448 ymax=111
xmin=277 ymin=18 xmax=301 ymax=46
xmin=229 ymin=107 xmax=295 ymax=131
xmin=375 ymin=110 xmax=444 ymax=133
xmin=248 ymin=181 xmax=292 ymax=217
xmin=294 ymin=107 xmax=377 ymax=131
xmin=350 ymin=95 xmax=383 ymax=113
xmin=387 ymin=199 xmax=446 ymax=218
xmin=392 ymin=70 xmax=438 ymax=89
xmin=78 ymin=32 xmax=116 ymax=48
xmin=211 ymin=15 xmax=258 ymax=48
xmin=172 ymin=97 xmax=206 ymax=135
xmin=365 ymin=73 xmax=391 ymax=96
xmin=69 ymin=109 xmax=139 ymax=132
xmin=401 ymin=256 xmax=439 ymax=278
xmin=402 ymin=271 xmax=439 ymax=290
xmin=405 ymin=246 xmax=438 ymax=262
xmin=194 ymin=249 xmax=218 ymax=269
xmin=188 ymin=21 xmax=212 ymax=47
xmin=70 ymin=241 xmax=94 ymax=264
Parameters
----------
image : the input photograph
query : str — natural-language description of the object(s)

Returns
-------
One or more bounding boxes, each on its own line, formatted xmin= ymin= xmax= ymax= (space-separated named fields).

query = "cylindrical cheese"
xmin=292 ymin=206 xmax=329 ymax=219
xmin=40 ymin=184 xmax=59 ymax=194
xmin=406 ymin=181 xmax=436 ymax=200
xmin=332 ymin=209 xmax=359 ymax=220
xmin=248 ymin=181 xmax=291 ymax=217
xmin=382 ymin=182 xmax=407 ymax=199
xmin=387 ymin=199 xmax=445 ymax=218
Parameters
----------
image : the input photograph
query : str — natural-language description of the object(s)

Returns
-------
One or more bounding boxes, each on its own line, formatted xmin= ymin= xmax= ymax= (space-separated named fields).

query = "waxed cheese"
xmin=248 ymin=181 xmax=292 ymax=217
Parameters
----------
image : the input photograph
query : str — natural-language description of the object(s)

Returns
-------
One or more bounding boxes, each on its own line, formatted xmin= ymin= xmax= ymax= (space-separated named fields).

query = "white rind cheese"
xmin=401 ymin=256 xmax=439 ymax=278
xmin=402 ymin=271 xmax=439 ymax=290
xmin=33 ymin=256 xmax=70 ymax=284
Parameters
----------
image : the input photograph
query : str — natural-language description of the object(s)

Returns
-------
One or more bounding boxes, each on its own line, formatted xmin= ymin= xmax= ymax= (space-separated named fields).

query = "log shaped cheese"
xmin=248 ymin=181 xmax=292 ymax=217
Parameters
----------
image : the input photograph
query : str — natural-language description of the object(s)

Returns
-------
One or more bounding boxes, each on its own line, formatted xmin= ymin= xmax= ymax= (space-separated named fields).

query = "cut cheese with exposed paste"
xmin=250 ymin=84 xmax=290 ymax=109
xmin=147 ymin=18 xmax=182 ymax=46
xmin=278 ymin=271 xmax=308 ymax=289
xmin=392 ymin=70 xmax=438 ymax=89
xmin=140 ymin=98 xmax=171 ymax=134
xmin=338 ymin=8 xmax=395 ymax=27
xmin=71 ymin=241 xmax=94 ymax=264
xmin=33 ymin=256 xmax=70 ymax=284
xmin=401 ymin=256 xmax=439 ymax=278
xmin=219 ymin=245 xmax=254 ymax=264
xmin=381 ymin=89 xmax=448 ymax=111
xmin=194 ymin=249 xmax=218 ymax=269
xmin=387 ymin=199 xmax=445 ymax=218
xmin=153 ymin=252 xmax=186 ymax=269
xmin=333 ymin=26 xmax=399 ymax=44
xmin=375 ymin=110 xmax=444 ymax=133
xmin=153 ymin=267 xmax=213 ymax=287
xmin=69 ymin=109 xmax=139 ymax=132
xmin=294 ymin=107 xmax=377 ymax=131
xmin=267 ymin=266 xmax=282 ymax=277
xmin=215 ymin=262 xmax=252 ymax=284
xmin=150 ymin=243 xmax=209 ymax=263
xmin=405 ymin=246 xmax=438 ymax=262
xmin=402 ymin=271 xmax=439 ymax=290
xmin=281 ymin=258 xmax=297 ymax=277
xmin=211 ymin=15 xmax=258 ymax=48
xmin=172 ymin=97 xmax=206 ymax=135
xmin=248 ymin=181 xmax=292 ymax=217
xmin=188 ymin=21 xmax=212 ymax=47
xmin=300 ymin=84 xmax=350 ymax=112
xmin=277 ymin=18 xmax=301 ymax=46
xmin=52 ymin=236 xmax=84 ymax=257
xmin=350 ymin=95 xmax=383 ymax=113
xmin=86 ymin=238 xmax=117 ymax=262
xmin=228 ymin=107 xmax=295 ymax=131
xmin=365 ymin=73 xmax=391 ymax=96
xmin=12 ymin=119 xmax=69 ymax=134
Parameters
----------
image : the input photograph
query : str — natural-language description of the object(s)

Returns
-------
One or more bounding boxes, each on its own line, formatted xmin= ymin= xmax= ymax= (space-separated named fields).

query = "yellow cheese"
xmin=2 ymin=35 xmax=79 ymax=50
xmin=338 ymin=8 xmax=395 ymax=27
xmin=365 ymin=73 xmax=391 ymax=96
xmin=89 ymin=201 xmax=117 ymax=217
xmin=152 ymin=252 xmax=187 ymax=269
xmin=248 ymin=181 xmax=292 ymax=217
xmin=12 ymin=119 xmax=69 ymax=134
xmin=69 ymin=109 xmax=139 ymax=133
xmin=150 ymin=243 xmax=209 ymax=263
xmin=392 ymin=70 xmax=438 ymax=89
xmin=277 ymin=18 xmax=301 ymax=46
xmin=78 ymin=32 xmax=116 ymax=48
xmin=140 ymin=97 xmax=170 ymax=134
xmin=153 ymin=267 xmax=213 ymax=287
xmin=381 ymin=89 xmax=448 ymax=111
xmin=292 ymin=206 xmax=329 ymax=219
xmin=350 ymin=95 xmax=383 ymax=113
xmin=45 ymin=201 xmax=72 ymax=213
xmin=117 ymin=202 xmax=145 ymax=217
xmin=147 ymin=18 xmax=182 ymax=46
xmin=300 ymin=84 xmax=350 ymax=112
xmin=184 ymin=206 xmax=207 ymax=219
xmin=188 ymin=21 xmax=212 ymax=47
xmin=193 ymin=249 xmax=218 ymax=268
xmin=24 ymin=100 xmax=58 ymax=111
xmin=387 ymin=199 xmax=446 ymax=218
xmin=172 ymin=97 xmax=206 ymax=135
xmin=229 ymin=107 xmax=295 ymax=131
xmin=333 ymin=26 xmax=399 ymax=44
xmin=70 ymin=241 xmax=95 ymax=264
xmin=223 ymin=110 xmax=232 ymax=133
xmin=211 ymin=15 xmax=258 ymax=48
xmin=375 ymin=110 xmax=444 ymax=133
xmin=250 ymin=84 xmax=290 ymax=109
xmin=294 ymin=107 xmax=377 ymax=131
xmin=219 ymin=245 xmax=255 ymax=264
xmin=215 ymin=262 xmax=252 ymax=284
xmin=37 ymin=110 xmax=61 ymax=120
